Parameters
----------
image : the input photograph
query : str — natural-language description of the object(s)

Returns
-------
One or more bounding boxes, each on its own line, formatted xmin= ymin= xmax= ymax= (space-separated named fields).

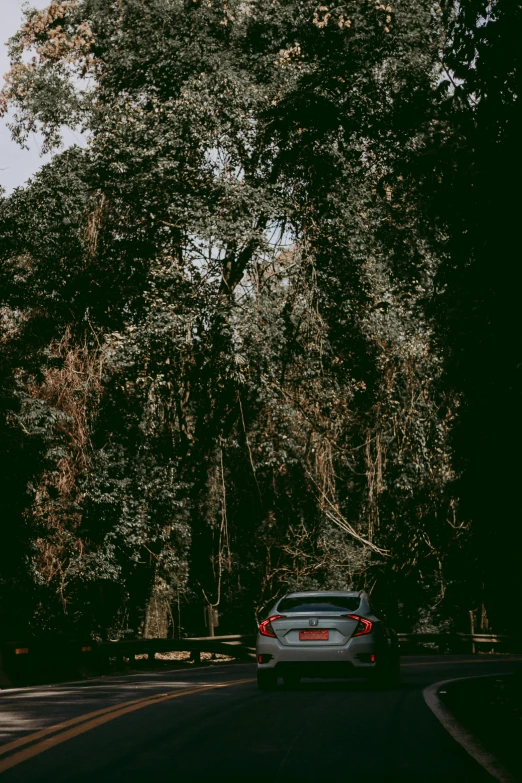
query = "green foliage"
xmin=1 ymin=0 xmax=517 ymax=639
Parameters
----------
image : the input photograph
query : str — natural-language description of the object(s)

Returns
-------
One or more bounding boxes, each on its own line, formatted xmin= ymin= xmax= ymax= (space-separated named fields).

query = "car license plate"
xmin=299 ymin=630 xmax=329 ymax=641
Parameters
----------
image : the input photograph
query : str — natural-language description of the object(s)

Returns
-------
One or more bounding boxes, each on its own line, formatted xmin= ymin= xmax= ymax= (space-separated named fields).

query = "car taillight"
xmin=345 ymin=615 xmax=373 ymax=637
xmin=258 ymin=615 xmax=285 ymax=637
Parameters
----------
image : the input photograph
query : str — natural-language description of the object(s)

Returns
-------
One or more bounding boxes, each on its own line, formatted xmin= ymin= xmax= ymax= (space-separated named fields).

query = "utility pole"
xmin=469 ymin=609 xmax=476 ymax=654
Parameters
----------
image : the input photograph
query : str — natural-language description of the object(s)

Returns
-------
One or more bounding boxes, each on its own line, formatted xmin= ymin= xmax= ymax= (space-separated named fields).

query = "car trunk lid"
xmin=271 ymin=614 xmax=360 ymax=646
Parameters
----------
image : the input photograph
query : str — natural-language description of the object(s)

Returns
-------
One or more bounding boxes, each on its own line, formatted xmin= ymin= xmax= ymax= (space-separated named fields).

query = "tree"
xmin=0 ymin=0 xmax=472 ymax=638
xmin=430 ymin=0 xmax=522 ymax=631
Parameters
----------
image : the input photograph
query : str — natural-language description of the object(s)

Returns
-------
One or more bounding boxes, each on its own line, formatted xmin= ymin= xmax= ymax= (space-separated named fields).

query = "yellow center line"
xmin=0 ymin=678 xmax=254 ymax=775
xmin=0 ymin=692 xmax=177 ymax=758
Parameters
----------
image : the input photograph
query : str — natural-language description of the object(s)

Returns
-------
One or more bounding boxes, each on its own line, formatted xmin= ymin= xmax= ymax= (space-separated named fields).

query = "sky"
xmin=0 ymin=0 xmax=81 ymax=194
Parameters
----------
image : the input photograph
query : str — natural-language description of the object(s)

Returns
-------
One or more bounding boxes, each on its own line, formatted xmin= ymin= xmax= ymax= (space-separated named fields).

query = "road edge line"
xmin=423 ymin=675 xmax=517 ymax=783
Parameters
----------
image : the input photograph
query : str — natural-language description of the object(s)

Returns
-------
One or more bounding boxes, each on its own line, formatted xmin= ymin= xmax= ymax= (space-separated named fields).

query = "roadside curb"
xmin=423 ymin=674 xmax=517 ymax=783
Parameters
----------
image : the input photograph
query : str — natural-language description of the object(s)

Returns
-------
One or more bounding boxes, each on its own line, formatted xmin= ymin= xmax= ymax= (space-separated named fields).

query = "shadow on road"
xmin=274 ymin=679 xmax=416 ymax=692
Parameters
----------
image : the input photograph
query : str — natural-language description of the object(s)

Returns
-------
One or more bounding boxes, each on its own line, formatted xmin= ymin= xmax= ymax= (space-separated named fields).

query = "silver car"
xmin=256 ymin=590 xmax=400 ymax=689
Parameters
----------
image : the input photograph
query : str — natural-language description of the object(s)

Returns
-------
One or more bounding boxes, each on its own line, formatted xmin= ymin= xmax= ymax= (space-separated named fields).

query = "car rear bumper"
xmin=256 ymin=633 xmax=379 ymax=673
xmin=270 ymin=660 xmax=373 ymax=679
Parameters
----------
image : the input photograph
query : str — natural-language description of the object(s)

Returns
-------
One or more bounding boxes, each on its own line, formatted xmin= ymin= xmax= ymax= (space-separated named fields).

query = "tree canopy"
xmin=0 ymin=0 xmax=520 ymax=640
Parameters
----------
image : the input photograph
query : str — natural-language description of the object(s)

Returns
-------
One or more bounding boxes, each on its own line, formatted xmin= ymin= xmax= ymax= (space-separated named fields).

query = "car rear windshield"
xmin=277 ymin=595 xmax=361 ymax=613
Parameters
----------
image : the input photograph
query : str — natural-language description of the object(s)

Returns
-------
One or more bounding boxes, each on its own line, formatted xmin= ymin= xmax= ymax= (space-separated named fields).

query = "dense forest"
xmin=0 ymin=0 xmax=520 ymax=641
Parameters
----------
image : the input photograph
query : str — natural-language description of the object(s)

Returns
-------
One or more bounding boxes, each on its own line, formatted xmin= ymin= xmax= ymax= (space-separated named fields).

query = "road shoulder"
xmin=423 ymin=674 xmax=520 ymax=783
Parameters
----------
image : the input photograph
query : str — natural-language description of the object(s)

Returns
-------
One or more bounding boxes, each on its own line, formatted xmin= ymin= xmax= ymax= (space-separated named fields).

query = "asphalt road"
xmin=0 ymin=655 xmax=520 ymax=783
